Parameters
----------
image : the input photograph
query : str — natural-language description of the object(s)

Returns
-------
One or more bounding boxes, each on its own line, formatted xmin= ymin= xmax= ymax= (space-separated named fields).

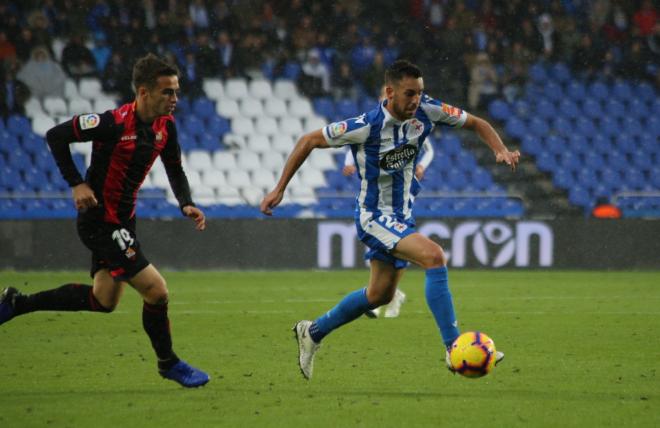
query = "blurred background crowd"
xmin=1 ymin=0 xmax=658 ymax=118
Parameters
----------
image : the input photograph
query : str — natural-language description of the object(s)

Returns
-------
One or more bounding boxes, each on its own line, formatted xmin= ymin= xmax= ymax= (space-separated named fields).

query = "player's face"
xmin=387 ymin=76 xmax=423 ymax=120
xmin=146 ymin=75 xmax=180 ymax=117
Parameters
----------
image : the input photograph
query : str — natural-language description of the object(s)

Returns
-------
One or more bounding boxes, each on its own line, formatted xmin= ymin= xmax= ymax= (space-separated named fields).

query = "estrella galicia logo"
xmin=379 ymin=144 xmax=418 ymax=171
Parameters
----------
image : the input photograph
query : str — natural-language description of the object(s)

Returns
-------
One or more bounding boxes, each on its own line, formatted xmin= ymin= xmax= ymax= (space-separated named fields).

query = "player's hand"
xmin=342 ymin=165 xmax=357 ymax=176
xmin=495 ymin=149 xmax=521 ymax=171
xmin=183 ymin=205 xmax=206 ymax=231
xmin=415 ymin=164 xmax=426 ymax=180
xmin=260 ymin=189 xmax=284 ymax=216
xmin=72 ymin=183 xmax=98 ymax=211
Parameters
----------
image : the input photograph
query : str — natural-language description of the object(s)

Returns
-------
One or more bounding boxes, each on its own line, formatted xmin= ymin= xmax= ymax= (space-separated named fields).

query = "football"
xmin=449 ymin=331 xmax=497 ymax=378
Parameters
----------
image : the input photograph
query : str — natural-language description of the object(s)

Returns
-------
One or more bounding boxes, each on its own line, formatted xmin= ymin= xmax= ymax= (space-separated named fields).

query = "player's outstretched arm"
xmin=260 ymin=129 xmax=329 ymax=215
xmin=463 ymin=113 xmax=520 ymax=170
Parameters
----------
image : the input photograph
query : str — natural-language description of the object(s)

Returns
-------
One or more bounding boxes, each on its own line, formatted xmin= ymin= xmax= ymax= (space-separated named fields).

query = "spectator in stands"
xmin=14 ymin=28 xmax=37 ymax=63
xmin=188 ymin=0 xmax=210 ymax=29
xmin=61 ymin=33 xmax=98 ymax=79
xmin=572 ymin=33 xmax=603 ymax=79
xmin=16 ymin=45 xmax=66 ymax=99
xmin=179 ymin=51 xmax=204 ymax=98
xmin=468 ymin=52 xmax=498 ymax=111
xmin=332 ymin=61 xmax=358 ymax=101
xmin=91 ymin=32 xmax=112 ymax=72
xmin=618 ymin=38 xmax=649 ymax=81
xmin=194 ymin=32 xmax=219 ymax=78
xmin=215 ymin=30 xmax=235 ymax=78
xmin=362 ymin=51 xmax=387 ymax=98
xmin=537 ymin=13 xmax=561 ymax=60
xmin=632 ymin=0 xmax=657 ymax=37
xmin=102 ymin=51 xmax=132 ymax=102
xmin=0 ymin=59 xmax=30 ymax=118
xmin=0 ymin=30 xmax=16 ymax=62
xmin=298 ymin=48 xmax=330 ymax=98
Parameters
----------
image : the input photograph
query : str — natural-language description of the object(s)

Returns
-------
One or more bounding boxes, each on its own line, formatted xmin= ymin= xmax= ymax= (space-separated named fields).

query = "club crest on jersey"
xmin=79 ymin=114 xmax=100 ymax=130
xmin=379 ymin=144 xmax=418 ymax=171
xmin=328 ymin=121 xmax=348 ymax=138
xmin=405 ymin=118 xmax=425 ymax=139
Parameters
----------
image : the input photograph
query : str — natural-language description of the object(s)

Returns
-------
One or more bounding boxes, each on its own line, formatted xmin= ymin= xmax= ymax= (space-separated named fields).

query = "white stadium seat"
xmin=68 ymin=98 xmax=93 ymax=115
xmin=289 ymin=186 xmax=317 ymax=206
xmin=94 ymin=97 xmax=117 ymax=112
xmin=271 ymin=134 xmax=295 ymax=154
xmin=216 ymin=98 xmax=240 ymax=118
xmin=64 ymin=79 xmax=78 ymax=100
xmin=213 ymin=151 xmax=238 ymax=171
xmin=288 ymin=98 xmax=314 ymax=118
xmin=226 ymin=169 xmax=251 ymax=188
xmin=230 ymin=117 xmax=255 ymax=136
xmin=224 ymin=78 xmax=249 ymax=100
xmin=43 ymin=96 xmax=68 ymax=116
xmin=184 ymin=170 xmax=202 ymax=188
xmin=150 ymin=169 xmax=170 ymax=188
xmin=261 ymin=151 xmax=285 ymax=173
xmin=241 ymin=186 xmax=264 ymax=206
xmin=239 ymin=98 xmax=264 ymax=118
xmin=192 ymin=185 xmax=217 ymax=206
xmin=78 ymin=78 xmax=103 ymax=100
xmin=251 ymin=169 xmax=275 ymax=189
xmin=187 ymin=150 xmax=213 ymax=171
xmin=249 ymin=79 xmax=273 ymax=100
xmin=304 ymin=116 xmax=327 ymax=133
xmin=31 ymin=114 xmax=56 ymax=137
xmin=255 ymin=116 xmax=278 ymax=136
xmin=201 ymin=170 xmax=226 ymax=188
xmin=217 ymin=186 xmax=244 ymax=206
xmin=300 ymin=168 xmax=327 ymax=188
xmin=246 ymin=134 xmax=271 ymax=153
xmin=264 ymin=98 xmax=288 ymax=118
xmin=273 ymin=79 xmax=299 ymax=101
xmin=202 ymin=78 xmax=224 ymax=100
xmin=24 ymin=97 xmax=44 ymax=118
xmin=222 ymin=133 xmax=246 ymax=149
xmin=279 ymin=117 xmax=303 ymax=136
xmin=309 ymin=150 xmax=336 ymax=170
xmin=236 ymin=151 xmax=261 ymax=170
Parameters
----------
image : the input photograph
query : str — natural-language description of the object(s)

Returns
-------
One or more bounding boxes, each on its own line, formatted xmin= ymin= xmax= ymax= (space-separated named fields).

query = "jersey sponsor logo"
xmin=156 ymin=131 xmax=163 ymax=141
xmin=441 ymin=103 xmax=463 ymax=118
xmin=79 ymin=113 xmax=100 ymax=130
xmin=405 ymin=118 xmax=425 ymax=139
xmin=379 ymin=144 xmax=418 ymax=171
xmin=120 ymin=134 xmax=137 ymax=141
xmin=327 ymin=121 xmax=348 ymax=138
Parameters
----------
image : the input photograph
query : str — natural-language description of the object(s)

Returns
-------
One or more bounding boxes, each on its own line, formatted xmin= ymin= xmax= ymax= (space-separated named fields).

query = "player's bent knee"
xmin=420 ymin=247 xmax=447 ymax=270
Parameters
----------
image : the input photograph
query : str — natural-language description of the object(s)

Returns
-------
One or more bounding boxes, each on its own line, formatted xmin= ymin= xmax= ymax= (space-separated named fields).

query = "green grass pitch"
xmin=0 ymin=270 xmax=658 ymax=427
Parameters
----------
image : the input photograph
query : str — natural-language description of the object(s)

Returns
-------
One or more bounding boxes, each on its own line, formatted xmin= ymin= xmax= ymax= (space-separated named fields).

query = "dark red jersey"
xmin=46 ymin=102 xmax=194 ymax=224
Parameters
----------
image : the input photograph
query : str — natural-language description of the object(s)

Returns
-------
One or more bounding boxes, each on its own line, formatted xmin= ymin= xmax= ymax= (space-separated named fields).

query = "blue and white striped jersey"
xmin=322 ymin=94 xmax=467 ymax=220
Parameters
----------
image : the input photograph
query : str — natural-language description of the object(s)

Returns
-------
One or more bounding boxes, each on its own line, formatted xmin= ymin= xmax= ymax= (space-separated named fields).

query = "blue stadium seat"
xmin=528 ymin=62 xmax=547 ymax=83
xmin=645 ymin=115 xmax=660 ymax=137
xmin=568 ymin=186 xmax=592 ymax=208
xmin=565 ymin=81 xmax=587 ymax=101
xmin=552 ymin=167 xmax=574 ymax=189
xmin=446 ymin=168 xmax=468 ymax=190
xmin=624 ymin=168 xmax=647 ymax=190
xmin=621 ymin=117 xmax=643 ymax=137
xmin=549 ymin=62 xmax=572 ymax=83
xmin=607 ymin=150 xmax=629 ymax=172
xmin=557 ymin=99 xmax=580 ymax=118
xmin=6 ymin=115 xmax=32 ymax=137
xmin=470 ymin=167 xmax=493 ymax=190
xmin=631 ymin=150 xmax=653 ymax=171
xmin=588 ymin=81 xmax=609 ymax=100
xmin=543 ymin=81 xmax=563 ymax=102
xmin=512 ymin=99 xmax=532 ymax=119
xmin=536 ymin=151 xmax=558 ymax=172
xmin=282 ymin=61 xmax=302 ymax=80
xmin=605 ymin=100 xmax=625 ymax=119
xmin=583 ymin=151 xmax=604 ymax=169
xmin=313 ymin=97 xmax=335 ymax=120
xmin=559 ymin=151 xmax=581 ymax=171
xmin=535 ymin=99 xmax=556 ymax=119
xmin=206 ymin=115 xmax=230 ymax=137
xmin=613 ymin=132 xmax=636 ymax=154
xmin=359 ymin=96 xmax=378 ymax=112
xmin=23 ymin=167 xmax=50 ymax=191
xmin=612 ymin=81 xmax=632 ymax=100
xmin=650 ymin=168 xmax=660 ymax=188
xmin=577 ymin=169 xmax=599 ymax=188
xmin=334 ymin=99 xmax=359 ymax=119
xmin=590 ymin=134 xmax=612 ymax=156
xmin=598 ymin=116 xmax=619 ymax=138
xmin=582 ymin=98 xmax=603 ymax=119
xmin=599 ymin=168 xmax=621 ymax=188
xmin=505 ymin=116 xmax=527 ymax=139
xmin=438 ymin=134 xmax=462 ymax=155
xmin=544 ymin=135 xmax=565 ymax=155
xmin=0 ymin=133 xmax=21 ymax=156
xmin=591 ymin=183 xmax=612 ymax=199
xmin=627 ymin=98 xmax=648 ymax=118
xmin=7 ymin=150 xmax=32 ymax=172
xmin=183 ymin=115 xmax=206 ymax=138
xmin=198 ymin=133 xmax=221 ymax=151
xmin=634 ymin=81 xmax=656 ymax=103
xmin=575 ymin=117 xmax=596 ymax=137
xmin=520 ymin=134 xmax=541 ymax=155
xmin=488 ymin=99 xmax=510 ymax=121
xmin=192 ymin=98 xmax=216 ymax=120
xmin=175 ymin=97 xmax=191 ymax=116
xmin=454 ymin=151 xmax=477 ymax=169
xmin=638 ymin=133 xmax=658 ymax=154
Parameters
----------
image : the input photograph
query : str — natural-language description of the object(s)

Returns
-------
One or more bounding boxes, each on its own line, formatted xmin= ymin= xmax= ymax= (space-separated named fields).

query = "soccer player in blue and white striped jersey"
xmin=261 ymin=60 xmax=520 ymax=379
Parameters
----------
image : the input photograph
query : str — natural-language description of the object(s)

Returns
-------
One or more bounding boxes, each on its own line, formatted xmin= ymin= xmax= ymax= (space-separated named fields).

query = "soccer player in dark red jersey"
xmin=0 ymin=54 xmax=209 ymax=388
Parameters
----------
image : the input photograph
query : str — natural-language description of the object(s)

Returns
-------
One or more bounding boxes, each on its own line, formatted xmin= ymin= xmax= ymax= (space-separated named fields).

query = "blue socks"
xmin=309 ymin=287 xmax=374 ymax=343
xmin=425 ymin=266 xmax=459 ymax=348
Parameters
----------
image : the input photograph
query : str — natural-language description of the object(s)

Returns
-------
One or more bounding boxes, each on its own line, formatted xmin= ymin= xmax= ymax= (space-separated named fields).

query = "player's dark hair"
xmin=384 ymin=60 xmax=422 ymax=84
xmin=132 ymin=53 xmax=179 ymax=93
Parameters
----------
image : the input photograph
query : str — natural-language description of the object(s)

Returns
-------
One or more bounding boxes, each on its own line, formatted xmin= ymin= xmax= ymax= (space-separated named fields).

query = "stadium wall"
xmin=1 ymin=219 xmax=659 ymax=271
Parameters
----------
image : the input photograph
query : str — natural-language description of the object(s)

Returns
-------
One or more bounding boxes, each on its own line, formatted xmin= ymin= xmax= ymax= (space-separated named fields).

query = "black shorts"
xmin=77 ymin=210 xmax=150 ymax=281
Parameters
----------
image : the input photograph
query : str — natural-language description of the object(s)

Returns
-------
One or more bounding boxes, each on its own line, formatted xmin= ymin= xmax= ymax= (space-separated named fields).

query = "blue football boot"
xmin=160 ymin=360 xmax=210 ymax=387
xmin=0 ymin=287 xmax=19 ymax=325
